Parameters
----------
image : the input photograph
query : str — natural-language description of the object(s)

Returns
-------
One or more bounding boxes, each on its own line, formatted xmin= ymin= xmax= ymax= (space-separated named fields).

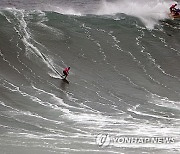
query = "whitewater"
xmin=0 ymin=0 xmax=180 ymax=154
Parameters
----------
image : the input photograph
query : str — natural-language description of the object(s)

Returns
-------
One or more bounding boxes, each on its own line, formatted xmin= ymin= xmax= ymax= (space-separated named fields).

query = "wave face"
xmin=0 ymin=0 xmax=180 ymax=153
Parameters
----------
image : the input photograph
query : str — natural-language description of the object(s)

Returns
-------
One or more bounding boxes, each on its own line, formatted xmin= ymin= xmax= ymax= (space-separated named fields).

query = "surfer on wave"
xmin=170 ymin=3 xmax=180 ymax=16
xmin=62 ymin=67 xmax=70 ymax=79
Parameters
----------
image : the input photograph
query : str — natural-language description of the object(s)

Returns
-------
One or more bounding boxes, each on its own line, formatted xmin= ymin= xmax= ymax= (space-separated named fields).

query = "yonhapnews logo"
xmin=96 ymin=134 xmax=175 ymax=148
xmin=96 ymin=134 xmax=111 ymax=147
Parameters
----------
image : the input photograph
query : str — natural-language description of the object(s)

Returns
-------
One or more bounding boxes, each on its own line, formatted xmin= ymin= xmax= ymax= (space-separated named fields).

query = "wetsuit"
xmin=170 ymin=4 xmax=177 ymax=13
xmin=62 ymin=67 xmax=70 ymax=79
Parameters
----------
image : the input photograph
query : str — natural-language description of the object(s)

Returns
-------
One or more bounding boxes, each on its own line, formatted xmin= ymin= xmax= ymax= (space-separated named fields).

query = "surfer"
xmin=170 ymin=3 xmax=177 ymax=13
xmin=170 ymin=3 xmax=180 ymax=15
xmin=62 ymin=67 xmax=70 ymax=79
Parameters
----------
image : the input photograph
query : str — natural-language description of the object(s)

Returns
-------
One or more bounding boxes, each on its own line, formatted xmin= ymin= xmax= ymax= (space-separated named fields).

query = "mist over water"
xmin=95 ymin=0 xmax=172 ymax=29
xmin=38 ymin=0 xmax=178 ymax=28
xmin=1 ymin=0 xmax=178 ymax=29
xmin=0 ymin=0 xmax=180 ymax=154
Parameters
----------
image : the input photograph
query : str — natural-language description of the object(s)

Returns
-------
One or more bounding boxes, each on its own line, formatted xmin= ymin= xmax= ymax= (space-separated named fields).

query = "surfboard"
xmin=60 ymin=75 xmax=69 ymax=84
xmin=62 ymin=78 xmax=69 ymax=84
xmin=54 ymin=71 xmax=69 ymax=83
xmin=49 ymin=73 xmax=69 ymax=84
xmin=169 ymin=13 xmax=180 ymax=19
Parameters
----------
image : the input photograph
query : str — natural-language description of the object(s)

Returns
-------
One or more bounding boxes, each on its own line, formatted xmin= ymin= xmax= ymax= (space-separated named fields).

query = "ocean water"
xmin=0 ymin=0 xmax=180 ymax=154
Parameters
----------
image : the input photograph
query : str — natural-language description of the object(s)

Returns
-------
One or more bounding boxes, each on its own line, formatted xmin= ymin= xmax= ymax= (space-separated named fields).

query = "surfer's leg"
xmin=62 ymin=71 xmax=68 ymax=79
xmin=64 ymin=74 xmax=67 ymax=79
xmin=62 ymin=71 xmax=66 ymax=76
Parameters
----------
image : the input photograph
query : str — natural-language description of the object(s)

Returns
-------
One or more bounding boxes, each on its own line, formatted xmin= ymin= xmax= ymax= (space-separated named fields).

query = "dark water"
xmin=0 ymin=0 xmax=180 ymax=154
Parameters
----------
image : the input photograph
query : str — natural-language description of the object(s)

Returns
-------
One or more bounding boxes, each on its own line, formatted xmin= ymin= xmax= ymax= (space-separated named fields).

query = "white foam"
xmin=148 ymin=94 xmax=180 ymax=110
xmin=3 ymin=8 xmax=66 ymax=77
xmin=32 ymin=85 xmax=72 ymax=108
xmin=48 ymin=72 xmax=61 ymax=79
xmin=96 ymin=0 xmax=173 ymax=29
